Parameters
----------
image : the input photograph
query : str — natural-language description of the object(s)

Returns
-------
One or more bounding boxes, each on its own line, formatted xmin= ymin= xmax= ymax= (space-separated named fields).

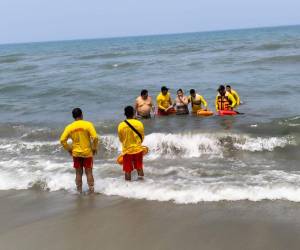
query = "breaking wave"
xmin=0 ymin=128 xmax=298 ymax=203
xmin=0 ymin=132 xmax=294 ymax=160
xmin=2 ymin=160 xmax=300 ymax=203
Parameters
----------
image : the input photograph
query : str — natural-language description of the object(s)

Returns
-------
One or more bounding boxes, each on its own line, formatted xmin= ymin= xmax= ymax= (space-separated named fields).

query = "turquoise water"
xmin=0 ymin=26 xmax=299 ymax=202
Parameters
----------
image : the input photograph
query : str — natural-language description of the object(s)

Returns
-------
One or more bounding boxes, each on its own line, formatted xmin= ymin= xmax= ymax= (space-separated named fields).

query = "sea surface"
xmin=0 ymin=25 xmax=300 ymax=203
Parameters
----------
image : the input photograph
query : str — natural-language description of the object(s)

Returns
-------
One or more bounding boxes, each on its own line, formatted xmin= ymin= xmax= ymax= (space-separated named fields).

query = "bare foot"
xmin=88 ymin=187 xmax=95 ymax=195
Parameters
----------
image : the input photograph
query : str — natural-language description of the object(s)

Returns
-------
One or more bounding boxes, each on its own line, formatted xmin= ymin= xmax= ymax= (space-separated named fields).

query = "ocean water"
xmin=0 ymin=25 xmax=300 ymax=203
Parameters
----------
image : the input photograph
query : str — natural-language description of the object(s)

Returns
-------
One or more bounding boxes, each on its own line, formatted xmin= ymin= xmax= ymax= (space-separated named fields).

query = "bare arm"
xmin=135 ymin=99 xmax=139 ymax=115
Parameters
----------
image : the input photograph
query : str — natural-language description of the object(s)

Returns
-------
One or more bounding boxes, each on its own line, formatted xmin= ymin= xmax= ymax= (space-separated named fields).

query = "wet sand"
xmin=1 ymin=190 xmax=300 ymax=250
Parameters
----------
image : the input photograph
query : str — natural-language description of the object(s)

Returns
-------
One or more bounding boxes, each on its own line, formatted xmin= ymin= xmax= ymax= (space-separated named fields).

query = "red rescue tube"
xmin=156 ymin=108 xmax=176 ymax=116
xmin=218 ymin=110 xmax=237 ymax=116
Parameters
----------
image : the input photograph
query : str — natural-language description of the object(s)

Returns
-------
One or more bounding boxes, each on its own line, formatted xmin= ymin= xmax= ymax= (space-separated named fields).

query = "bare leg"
xmin=85 ymin=168 xmax=94 ymax=194
xmin=137 ymin=168 xmax=144 ymax=180
xmin=125 ymin=172 xmax=131 ymax=181
xmin=75 ymin=167 xmax=83 ymax=193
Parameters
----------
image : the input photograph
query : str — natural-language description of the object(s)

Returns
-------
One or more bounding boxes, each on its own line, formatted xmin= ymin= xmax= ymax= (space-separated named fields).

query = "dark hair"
xmin=72 ymin=108 xmax=83 ymax=119
xmin=141 ymin=89 xmax=148 ymax=96
xmin=218 ymin=85 xmax=225 ymax=92
xmin=190 ymin=89 xmax=195 ymax=94
xmin=177 ymin=88 xmax=183 ymax=94
xmin=226 ymin=85 xmax=231 ymax=89
xmin=124 ymin=106 xmax=135 ymax=118
xmin=161 ymin=86 xmax=168 ymax=92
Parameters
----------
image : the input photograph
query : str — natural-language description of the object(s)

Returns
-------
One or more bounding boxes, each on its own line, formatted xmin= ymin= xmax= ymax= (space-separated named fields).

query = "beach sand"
xmin=0 ymin=190 xmax=300 ymax=250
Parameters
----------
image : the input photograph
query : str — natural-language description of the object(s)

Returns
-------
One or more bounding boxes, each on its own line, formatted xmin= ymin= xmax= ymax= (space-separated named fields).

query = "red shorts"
xmin=157 ymin=108 xmax=176 ymax=116
xmin=123 ymin=152 xmax=143 ymax=173
xmin=73 ymin=157 xmax=93 ymax=169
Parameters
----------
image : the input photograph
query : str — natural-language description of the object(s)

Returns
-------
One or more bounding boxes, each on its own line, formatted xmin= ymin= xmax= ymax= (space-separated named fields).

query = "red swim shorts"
xmin=123 ymin=152 xmax=143 ymax=173
xmin=73 ymin=157 xmax=93 ymax=169
xmin=157 ymin=108 xmax=176 ymax=116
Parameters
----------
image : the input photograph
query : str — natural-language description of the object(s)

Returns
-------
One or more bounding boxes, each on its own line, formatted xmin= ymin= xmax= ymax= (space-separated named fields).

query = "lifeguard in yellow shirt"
xmin=188 ymin=89 xmax=208 ymax=113
xmin=226 ymin=85 xmax=241 ymax=106
xmin=156 ymin=86 xmax=175 ymax=115
xmin=215 ymin=85 xmax=237 ymax=111
xmin=60 ymin=108 xmax=99 ymax=194
xmin=118 ymin=106 xmax=147 ymax=181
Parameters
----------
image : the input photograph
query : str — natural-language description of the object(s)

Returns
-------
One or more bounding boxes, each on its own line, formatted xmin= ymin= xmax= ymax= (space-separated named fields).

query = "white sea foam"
xmin=279 ymin=116 xmax=300 ymax=127
xmin=97 ymin=179 xmax=300 ymax=203
xmin=144 ymin=133 xmax=223 ymax=159
xmin=1 ymin=156 xmax=300 ymax=203
xmin=0 ymin=133 xmax=296 ymax=159
xmin=110 ymin=133 xmax=295 ymax=156
xmin=288 ymin=123 xmax=300 ymax=127
xmin=233 ymin=136 xmax=294 ymax=152
xmin=0 ymin=132 xmax=297 ymax=203
xmin=0 ymin=139 xmax=59 ymax=154
xmin=96 ymin=169 xmax=300 ymax=203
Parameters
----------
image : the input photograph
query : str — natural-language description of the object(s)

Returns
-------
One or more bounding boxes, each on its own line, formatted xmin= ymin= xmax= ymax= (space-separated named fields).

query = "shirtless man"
xmin=135 ymin=89 xmax=154 ymax=119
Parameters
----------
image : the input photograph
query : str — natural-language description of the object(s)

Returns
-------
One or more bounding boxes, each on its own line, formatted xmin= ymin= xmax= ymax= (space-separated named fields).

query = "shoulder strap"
xmin=190 ymin=96 xmax=194 ymax=107
xmin=124 ymin=120 xmax=143 ymax=141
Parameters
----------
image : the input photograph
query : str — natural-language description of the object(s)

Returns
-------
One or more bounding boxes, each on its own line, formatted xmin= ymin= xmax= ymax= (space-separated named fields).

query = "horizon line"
xmin=1 ymin=23 xmax=299 ymax=47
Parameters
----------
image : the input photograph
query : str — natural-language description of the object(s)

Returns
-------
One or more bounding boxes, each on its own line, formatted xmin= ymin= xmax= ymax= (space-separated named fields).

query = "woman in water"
xmin=174 ymin=89 xmax=189 ymax=115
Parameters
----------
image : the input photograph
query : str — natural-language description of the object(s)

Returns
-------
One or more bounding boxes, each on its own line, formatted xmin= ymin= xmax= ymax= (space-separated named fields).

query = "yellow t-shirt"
xmin=230 ymin=89 xmax=240 ymax=106
xmin=156 ymin=92 xmax=172 ymax=110
xmin=118 ymin=119 xmax=144 ymax=155
xmin=60 ymin=120 xmax=98 ymax=158
xmin=188 ymin=94 xmax=208 ymax=112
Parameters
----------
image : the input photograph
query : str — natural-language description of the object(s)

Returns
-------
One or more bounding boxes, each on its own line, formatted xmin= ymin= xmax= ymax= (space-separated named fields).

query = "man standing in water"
xmin=188 ymin=89 xmax=208 ymax=113
xmin=118 ymin=106 xmax=145 ymax=181
xmin=226 ymin=85 xmax=241 ymax=106
xmin=215 ymin=85 xmax=237 ymax=111
xmin=156 ymin=86 xmax=175 ymax=115
xmin=135 ymin=89 xmax=154 ymax=119
xmin=60 ymin=108 xmax=99 ymax=194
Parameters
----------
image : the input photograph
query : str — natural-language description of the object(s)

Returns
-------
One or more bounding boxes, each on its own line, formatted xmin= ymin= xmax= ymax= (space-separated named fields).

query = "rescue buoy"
xmin=156 ymin=107 xmax=176 ymax=116
xmin=196 ymin=110 xmax=214 ymax=116
xmin=218 ymin=110 xmax=237 ymax=116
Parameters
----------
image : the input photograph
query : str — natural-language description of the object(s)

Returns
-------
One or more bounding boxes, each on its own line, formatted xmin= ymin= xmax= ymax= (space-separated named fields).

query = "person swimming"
xmin=174 ymin=89 xmax=189 ymax=115
xmin=188 ymin=89 xmax=208 ymax=113
xmin=215 ymin=85 xmax=237 ymax=111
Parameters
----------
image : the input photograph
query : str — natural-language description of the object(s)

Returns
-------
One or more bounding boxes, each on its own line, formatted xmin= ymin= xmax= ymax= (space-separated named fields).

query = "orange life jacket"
xmin=217 ymin=95 xmax=232 ymax=111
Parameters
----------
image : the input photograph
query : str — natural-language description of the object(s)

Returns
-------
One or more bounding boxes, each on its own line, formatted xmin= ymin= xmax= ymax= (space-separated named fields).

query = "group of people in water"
xmin=60 ymin=84 xmax=241 ymax=194
xmin=135 ymin=84 xmax=241 ymax=118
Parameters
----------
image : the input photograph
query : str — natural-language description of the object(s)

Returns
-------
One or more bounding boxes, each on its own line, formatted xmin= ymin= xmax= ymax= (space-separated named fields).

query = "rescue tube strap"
xmin=124 ymin=120 xmax=143 ymax=141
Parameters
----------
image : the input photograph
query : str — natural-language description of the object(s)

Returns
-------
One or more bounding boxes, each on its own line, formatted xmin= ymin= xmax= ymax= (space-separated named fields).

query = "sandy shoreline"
xmin=1 ymin=190 xmax=300 ymax=250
